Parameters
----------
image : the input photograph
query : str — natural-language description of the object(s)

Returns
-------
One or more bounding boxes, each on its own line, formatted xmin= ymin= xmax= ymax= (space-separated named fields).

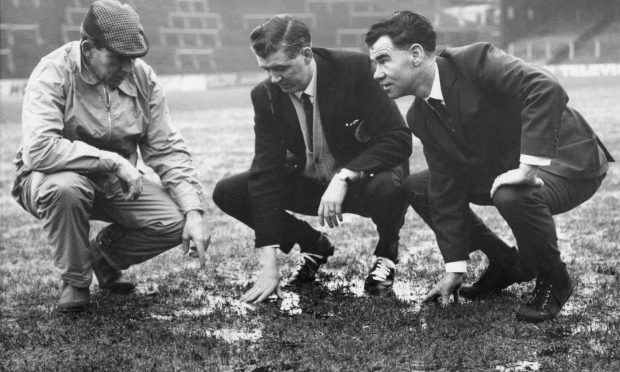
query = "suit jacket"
xmin=407 ymin=42 xmax=613 ymax=263
xmin=249 ymin=47 xmax=412 ymax=247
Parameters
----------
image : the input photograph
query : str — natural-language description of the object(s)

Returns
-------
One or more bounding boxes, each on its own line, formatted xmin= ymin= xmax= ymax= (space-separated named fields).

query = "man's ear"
xmin=301 ymin=46 xmax=313 ymax=63
xmin=408 ymin=43 xmax=425 ymax=66
xmin=81 ymin=39 xmax=95 ymax=57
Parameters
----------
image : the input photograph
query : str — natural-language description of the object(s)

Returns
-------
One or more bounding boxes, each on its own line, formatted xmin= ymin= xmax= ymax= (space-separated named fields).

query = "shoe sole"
xmin=459 ymin=288 xmax=505 ymax=300
xmin=283 ymin=280 xmax=316 ymax=289
xmin=364 ymin=283 xmax=394 ymax=297
xmin=101 ymin=286 xmax=137 ymax=295
xmin=55 ymin=303 xmax=88 ymax=313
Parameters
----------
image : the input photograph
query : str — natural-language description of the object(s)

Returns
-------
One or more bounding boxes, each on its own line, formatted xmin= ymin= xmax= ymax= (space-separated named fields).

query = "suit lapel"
xmin=270 ymin=82 xmax=304 ymax=141
xmin=314 ymin=52 xmax=337 ymax=141
xmin=421 ymin=101 xmax=470 ymax=164
xmin=436 ymin=56 xmax=464 ymax=138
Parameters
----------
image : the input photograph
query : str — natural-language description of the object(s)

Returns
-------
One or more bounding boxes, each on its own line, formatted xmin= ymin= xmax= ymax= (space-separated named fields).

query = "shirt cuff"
xmin=520 ymin=154 xmax=551 ymax=167
xmin=173 ymin=182 xmax=205 ymax=214
xmin=337 ymin=168 xmax=363 ymax=182
xmin=445 ymin=260 xmax=467 ymax=273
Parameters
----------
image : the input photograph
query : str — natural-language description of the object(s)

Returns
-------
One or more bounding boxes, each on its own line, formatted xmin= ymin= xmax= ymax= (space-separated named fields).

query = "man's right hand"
xmin=240 ymin=246 xmax=283 ymax=304
xmin=115 ymin=156 xmax=143 ymax=201
xmin=423 ymin=272 xmax=465 ymax=306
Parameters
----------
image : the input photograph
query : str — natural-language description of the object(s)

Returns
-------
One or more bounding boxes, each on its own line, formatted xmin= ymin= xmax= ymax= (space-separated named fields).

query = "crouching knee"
xmin=492 ymin=186 xmax=536 ymax=215
xmin=35 ymin=172 xmax=94 ymax=214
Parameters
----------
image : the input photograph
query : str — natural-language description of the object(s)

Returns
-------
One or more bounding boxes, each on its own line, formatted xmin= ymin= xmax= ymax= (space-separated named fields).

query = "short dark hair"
xmin=250 ymin=14 xmax=311 ymax=59
xmin=365 ymin=11 xmax=436 ymax=53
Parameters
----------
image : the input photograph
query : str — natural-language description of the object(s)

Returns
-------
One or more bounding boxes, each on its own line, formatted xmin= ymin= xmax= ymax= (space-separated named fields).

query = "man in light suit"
xmin=213 ymin=14 xmax=412 ymax=303
xmin=365 ymin=11 xmax=613 ymax=321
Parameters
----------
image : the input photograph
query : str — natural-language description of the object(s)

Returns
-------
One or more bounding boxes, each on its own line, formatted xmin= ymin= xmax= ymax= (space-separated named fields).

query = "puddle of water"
xmin=276 ymin=277 xmax=424 ymax=317
xmin=205 ymin=328 xmax=262 ymax=343
xmin=279 ymin=292 xmax=302 ymax=316
xmin=495 ymin=361 xmax=540 ymax=372
xmin=149 ymin=293 xmax=257 ymax=320
xmin=169 ymin=324 xmax=262 ymax=343
xmin=324 ymin=278 xmax=364 ymax=297
xmin=571 ymin=319 xmax=614 ymax=335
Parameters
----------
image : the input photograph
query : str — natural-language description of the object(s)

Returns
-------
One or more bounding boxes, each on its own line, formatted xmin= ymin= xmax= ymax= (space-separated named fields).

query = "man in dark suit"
xmin=213 ymin=14 xmax=412 ymax=303
xmin=365 ymin=11 xmax=613 ymax=321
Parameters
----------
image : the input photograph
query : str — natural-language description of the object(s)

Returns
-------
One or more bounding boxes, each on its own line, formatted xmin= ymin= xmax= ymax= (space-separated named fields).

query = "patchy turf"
xmin=1 ymin=78 xmax=619 ymax=371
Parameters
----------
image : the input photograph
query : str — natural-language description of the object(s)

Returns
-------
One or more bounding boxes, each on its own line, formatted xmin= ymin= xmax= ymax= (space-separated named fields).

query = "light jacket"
xmin=13 ymin=41 xmax=203 ymax=213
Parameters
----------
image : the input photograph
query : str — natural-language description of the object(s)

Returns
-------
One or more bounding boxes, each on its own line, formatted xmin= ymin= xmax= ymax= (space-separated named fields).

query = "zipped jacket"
xmin=13 ymin=41 xmax=203 ymax=213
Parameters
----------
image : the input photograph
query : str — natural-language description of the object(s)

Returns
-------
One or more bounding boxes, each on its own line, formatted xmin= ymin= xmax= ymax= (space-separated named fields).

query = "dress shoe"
xmin=516 ymin=263 xmax=573 ymax=322
xmin=460 ymin=247 xmax=523 ymax=299
xmin=286 ymin=234 xmax=334 ymax=286
xmin=91 ymin=237 xmax=136 ymax=294
xmin=56 ymin=282 xmax=90 ymax=313
xmin=364 ymin=256 xmax=395 ymax=296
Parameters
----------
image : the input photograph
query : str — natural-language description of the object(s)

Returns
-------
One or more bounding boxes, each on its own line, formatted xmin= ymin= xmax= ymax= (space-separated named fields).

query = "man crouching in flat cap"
xmin=11 ymin=0 xmax=209 ymax=313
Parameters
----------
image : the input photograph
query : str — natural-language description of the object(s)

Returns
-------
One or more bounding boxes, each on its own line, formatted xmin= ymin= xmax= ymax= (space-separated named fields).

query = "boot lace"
xmin=370 ymin=257 xmax=393 ymax=281
xmin=292 ymin=252 xmax=324 ymax=274
xmin=527 ymin=279 xmax=552 ymax=310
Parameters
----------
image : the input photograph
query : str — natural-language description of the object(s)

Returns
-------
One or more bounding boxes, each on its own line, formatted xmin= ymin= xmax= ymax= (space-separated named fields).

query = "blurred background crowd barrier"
xmin=1 ymin=0 xmax=619 ymax=99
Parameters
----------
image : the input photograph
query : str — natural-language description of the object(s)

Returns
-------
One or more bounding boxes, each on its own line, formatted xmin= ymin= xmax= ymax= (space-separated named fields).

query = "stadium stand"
xmin=504 ymin=0 xmax=619 ymax=64
xmin=0 ymin=0 xmax=618 ymax=79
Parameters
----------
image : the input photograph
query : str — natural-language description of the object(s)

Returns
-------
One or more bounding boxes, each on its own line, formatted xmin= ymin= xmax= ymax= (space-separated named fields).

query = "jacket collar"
xmin=314 ymin=49 xmax=336 ymax=132
xmin=293 ymin=58 xmax=317 ymax=102
xmin=72 ymin=41 xmax=137 ymax=97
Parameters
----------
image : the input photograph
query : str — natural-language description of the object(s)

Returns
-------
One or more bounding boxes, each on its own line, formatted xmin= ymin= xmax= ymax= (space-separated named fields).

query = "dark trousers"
xmin=405 ymin=169 xmax=604 ymax=276
xmin=212 ymin=168 xmax=408 ymax=262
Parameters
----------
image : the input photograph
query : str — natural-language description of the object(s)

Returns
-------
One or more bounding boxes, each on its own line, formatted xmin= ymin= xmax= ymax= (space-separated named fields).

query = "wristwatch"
xmin=336 ymin=171 xmax=353 ymax=185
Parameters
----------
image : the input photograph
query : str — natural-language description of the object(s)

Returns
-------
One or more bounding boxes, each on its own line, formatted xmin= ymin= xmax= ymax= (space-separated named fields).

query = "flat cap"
xmin=81 ymin=0 xmax=149 ymax=58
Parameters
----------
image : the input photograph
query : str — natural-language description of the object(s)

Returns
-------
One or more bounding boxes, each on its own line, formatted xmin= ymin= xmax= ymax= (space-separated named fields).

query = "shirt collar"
xmin=426 ymin=62 xmax=444 ymax=102
xmin=74 ymin=41 xmax=137 ymax=97
xmin=293 ymin=58 xmax=317 ymax=102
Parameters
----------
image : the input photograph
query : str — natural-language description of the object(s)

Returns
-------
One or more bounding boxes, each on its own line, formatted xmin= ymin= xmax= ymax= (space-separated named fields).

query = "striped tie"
xmin=301 ymin=93 xmax=313 ymax=150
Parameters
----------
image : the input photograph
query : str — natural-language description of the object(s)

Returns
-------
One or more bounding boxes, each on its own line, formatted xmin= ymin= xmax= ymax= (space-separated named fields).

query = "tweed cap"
xmin=81 ymin=0 xmax=149 ymax=58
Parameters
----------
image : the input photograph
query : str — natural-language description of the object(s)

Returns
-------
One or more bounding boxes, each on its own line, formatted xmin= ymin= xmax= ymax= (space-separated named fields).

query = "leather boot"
xmin=56 ymin=282 xmax=90 ymax=313
xmin=460 ymin=247 xmax=523 ymax=299
xmin=91 ymin=236 xmax=136 ymax=294
xmin=286 ymin=234 xmax=334 ymax=286
xmin=516 ymin=263 xmax=573 ymax=322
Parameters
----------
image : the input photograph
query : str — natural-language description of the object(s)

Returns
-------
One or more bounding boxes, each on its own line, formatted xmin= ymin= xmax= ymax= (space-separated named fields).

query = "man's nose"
xmin=120 ymin=58 xmax=133 ymax=74
xmin=269 ymin=71 xmax=282 ymax=84
xmin=373 ymin=66 xmax=385 ymax=81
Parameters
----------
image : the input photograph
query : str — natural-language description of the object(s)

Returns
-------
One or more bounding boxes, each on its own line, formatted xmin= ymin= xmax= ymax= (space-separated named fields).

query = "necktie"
xmin=301 ymin=93 xmax=313 ymax=150
xmin=427 ymin=97 xmax=456 ymax=135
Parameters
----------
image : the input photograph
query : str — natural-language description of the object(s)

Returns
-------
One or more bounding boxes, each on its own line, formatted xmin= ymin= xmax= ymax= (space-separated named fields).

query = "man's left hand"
xmin=318 ymin=177 xmax=348 ymax=228
xmin=423 ymin=272 xmax=465 ymax=305
xmin=490 ymin=163 xmax=544 ymax=198
xmin=181 ymin=210 xmax=210 ymax=268
xmin=318 ymin=169 xmax=362 ymax=228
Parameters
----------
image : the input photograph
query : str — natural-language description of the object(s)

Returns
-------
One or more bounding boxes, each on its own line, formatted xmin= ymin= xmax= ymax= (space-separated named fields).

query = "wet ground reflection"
xmin=278 ymin=277 xmax=424 ymax=316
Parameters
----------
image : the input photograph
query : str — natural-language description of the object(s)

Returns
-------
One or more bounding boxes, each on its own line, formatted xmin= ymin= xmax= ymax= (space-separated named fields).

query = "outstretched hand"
xmin=423 ymin=272 xmax=465 ymax=306
xmin=240 ymin=246 xmax=283 ymax=304
xmin=181 ymin=210 xmax=210 ymax=268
